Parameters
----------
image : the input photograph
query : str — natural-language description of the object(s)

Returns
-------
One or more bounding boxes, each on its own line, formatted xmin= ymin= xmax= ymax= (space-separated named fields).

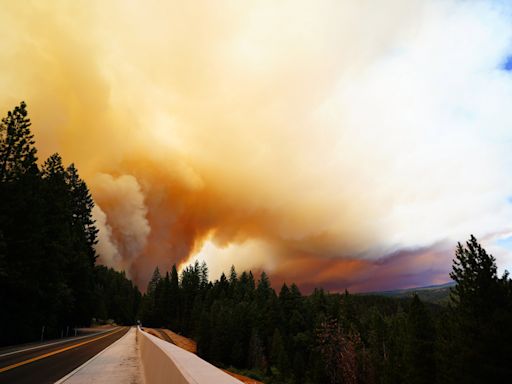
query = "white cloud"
xmin=312 ymin=0 xmax=512 ymax=256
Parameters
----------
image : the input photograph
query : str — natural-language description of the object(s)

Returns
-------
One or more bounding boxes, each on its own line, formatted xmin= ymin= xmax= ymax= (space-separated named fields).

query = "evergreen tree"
xmin=447 ymin=235 xmax=512 ymax=383
xmin=0 ymin=102 xmax=140 ymax=345
xmin=0 ymin=101 xmax=37 ymax=182
xmin=93 ymin=265 xmax=140 ymax=324
xmin=148 ymin=266 xmax=162 ymax=295
xmin=248 ymin=328 xmax=267 ymax=371
xmin=140 ymin=266 xmax=162 ymax=326
xmin=40 ymin=154 xmax=76 ymax=327
xmin=200 ymin=261 xmax=209 ymax=288
xmin=404 ymin=294 xmax=436 ymax=384
xmin=65 ymin=164 xmax=98 ymax=265
xmin=229 ymin=265 xmax=238 ymax=284
xmin=158 ymin=272 xmax=172 ymax=326
xmin=169 ymin=264 xmax=180 ymax=326
xmin=270 ymin=328 xmax=289 ymax=379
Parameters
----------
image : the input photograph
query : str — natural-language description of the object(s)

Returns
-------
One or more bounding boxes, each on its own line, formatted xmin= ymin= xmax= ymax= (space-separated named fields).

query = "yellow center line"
xmin=0 ymin=327 xmax=125 ymax=373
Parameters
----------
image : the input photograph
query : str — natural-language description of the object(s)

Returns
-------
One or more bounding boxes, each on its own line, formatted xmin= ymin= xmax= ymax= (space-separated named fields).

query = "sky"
xmin=1 ymin=0 xmax=512 ymax=292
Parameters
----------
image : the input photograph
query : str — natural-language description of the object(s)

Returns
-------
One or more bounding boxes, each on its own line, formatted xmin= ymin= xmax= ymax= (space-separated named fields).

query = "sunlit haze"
xmin=2 ymin=0 xmax=512 ymax=291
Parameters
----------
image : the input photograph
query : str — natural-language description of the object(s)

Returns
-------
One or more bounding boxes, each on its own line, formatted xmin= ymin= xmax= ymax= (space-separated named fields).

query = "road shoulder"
xmin=55 ymin=327 xmax=143 ymax=384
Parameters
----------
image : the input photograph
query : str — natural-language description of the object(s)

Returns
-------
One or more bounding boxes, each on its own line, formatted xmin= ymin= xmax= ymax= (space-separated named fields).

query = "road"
xmin=0 ymin=327 xmax=128 ymax=384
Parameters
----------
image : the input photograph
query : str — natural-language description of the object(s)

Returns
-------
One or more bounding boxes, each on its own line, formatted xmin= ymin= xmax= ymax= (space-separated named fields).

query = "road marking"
xmin=0 ymin=327 xmax=124 ymax=373
xmin=0 ymin=328 xmax=116 ymax=358
xmin=54 ymin=328 xmax=134 ymax=384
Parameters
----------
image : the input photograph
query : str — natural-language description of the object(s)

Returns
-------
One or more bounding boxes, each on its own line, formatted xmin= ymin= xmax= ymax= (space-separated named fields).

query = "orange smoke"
xmin=2 ymin=1 xmax=511 ymax=291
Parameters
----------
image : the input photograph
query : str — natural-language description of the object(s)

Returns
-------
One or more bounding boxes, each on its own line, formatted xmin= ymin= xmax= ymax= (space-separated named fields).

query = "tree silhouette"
xmin=0 ymin=101 xmax=37 ymax=182
xmin=447 ymin=235 xmax=512 ymax=383
xmin=405 ymin=294 xmax=436 ymax=384
xmin=0 ymin=102 xmax=140 ymax=345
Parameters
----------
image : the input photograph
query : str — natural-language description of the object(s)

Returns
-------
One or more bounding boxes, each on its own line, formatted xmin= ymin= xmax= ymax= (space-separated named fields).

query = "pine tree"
xmin=170 ymin=264 xmax=180 ymax=291
xmin=158 ymin=272 xmax=172 ymax=326
xmin=0 ymin=102 xmax=141 ymax=345
xmin=169 ymin=264 xmax=180 ymax=326
xmin=200 ymin=261 xmax=209 ymax=288
xmin=229 ymin=265 xmax=238 ymax=284
xmin=238 ymin=271 xmax=255 ymax=301
xmin=405 ymin=295 xmax=436 ymax=384
xmin=248 ymin=328 xmax=267 ymax=371
xmin=256 ymin=271 xmax=272 ymax=303
xmin=270 ymin=328 xmax=289 ymax=378
xmin=65 ymin=164 xmax=98 ymax=265
xmin=147 ymin=266 xmax=162 ymax=295
xmin=0 ymin=102 xmax=42 ymax=343
xmin=140 ymin=266 xmax=162 ymax=326
xmin=0 ymin=101 xmax=38 ymax=182
xmin=447 ymin=235 xmax=512 ymax=383
xmin=41 ymin=154 xmax=76 ymax=327
xmin=248 ymin=271 xmax=256 ymax=291
xmin=180 ymin=262 xmax=202 ymax=333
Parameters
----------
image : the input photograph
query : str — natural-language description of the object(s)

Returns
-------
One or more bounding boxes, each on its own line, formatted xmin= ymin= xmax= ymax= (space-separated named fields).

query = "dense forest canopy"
xmin=0 ymin=102 xmax=140 ymax=345
xmin=138 ymin=240 xmax=512 ymax=384
xmin=1 ymin=103 xmax=512 ymax=383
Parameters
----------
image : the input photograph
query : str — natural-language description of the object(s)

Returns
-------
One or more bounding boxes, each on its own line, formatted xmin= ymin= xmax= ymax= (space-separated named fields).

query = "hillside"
xmin=363 ymin=282 xmax=455 ymax=304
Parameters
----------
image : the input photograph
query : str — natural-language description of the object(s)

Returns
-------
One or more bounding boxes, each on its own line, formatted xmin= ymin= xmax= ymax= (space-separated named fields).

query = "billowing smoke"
xmin=92 ymin=205 xmax=121 ymax=269
xmin=92 ymin=174 xmax=150 ymax=273
xmin=1 ymin=0 xmax=512 ymax=291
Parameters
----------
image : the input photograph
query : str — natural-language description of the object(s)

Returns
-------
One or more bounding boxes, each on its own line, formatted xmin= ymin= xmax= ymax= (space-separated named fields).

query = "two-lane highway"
xmin=0 ymin=327 xmax=128 ymax=384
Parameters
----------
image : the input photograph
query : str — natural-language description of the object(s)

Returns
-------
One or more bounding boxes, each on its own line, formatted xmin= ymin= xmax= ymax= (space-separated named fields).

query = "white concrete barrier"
xmin=137 ymin=327 xmax=243 ymax=384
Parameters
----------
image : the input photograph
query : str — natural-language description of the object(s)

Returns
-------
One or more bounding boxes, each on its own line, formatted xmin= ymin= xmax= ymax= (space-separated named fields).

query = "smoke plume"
xmin=1 ymin=0 xmax=512 ymax=290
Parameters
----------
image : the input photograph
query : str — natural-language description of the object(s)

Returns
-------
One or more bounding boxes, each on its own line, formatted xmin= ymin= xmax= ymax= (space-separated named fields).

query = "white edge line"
xmin=0 ymin=328 xmax=117 ymax=358
xmin=53 ymin=327 xmax=131 ymax=384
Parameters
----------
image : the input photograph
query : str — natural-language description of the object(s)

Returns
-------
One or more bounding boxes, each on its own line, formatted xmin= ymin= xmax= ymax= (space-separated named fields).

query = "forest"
xmin=139 ymin=235 xmax=512 ymax=384
xmin=0 ymin=102 xmax=140 ymax=346
xmin=1 ymin=102 xmax=512 ymax=383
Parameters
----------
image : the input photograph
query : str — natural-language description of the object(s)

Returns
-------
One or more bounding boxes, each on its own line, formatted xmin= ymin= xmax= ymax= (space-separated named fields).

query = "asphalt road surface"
xmin=0 ymin=327 xmax=128 ymax=384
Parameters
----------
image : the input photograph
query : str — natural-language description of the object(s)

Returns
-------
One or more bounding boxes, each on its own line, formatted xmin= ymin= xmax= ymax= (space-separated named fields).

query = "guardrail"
xmin=137 ymin=327 xmax=243 ymax=384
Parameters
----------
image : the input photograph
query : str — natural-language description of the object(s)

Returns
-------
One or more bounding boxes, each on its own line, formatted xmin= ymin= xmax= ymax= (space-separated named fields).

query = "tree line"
xmin=140 ymin=236 xmax=512 ymax=383
xmin=0 ymin=102 xmax=140 ymax=346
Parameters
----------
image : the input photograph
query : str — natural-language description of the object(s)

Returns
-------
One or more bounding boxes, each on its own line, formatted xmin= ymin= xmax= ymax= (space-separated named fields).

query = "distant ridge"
xmin=361 ymin=281 xmax=455 ymax=304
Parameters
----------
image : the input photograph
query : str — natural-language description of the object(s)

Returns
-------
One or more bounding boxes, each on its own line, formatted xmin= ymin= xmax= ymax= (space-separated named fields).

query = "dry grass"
xmin=159 ymin=329 xmax=197 ymax=354
xmin=141 ymin=328 xmax=162 ymax=339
